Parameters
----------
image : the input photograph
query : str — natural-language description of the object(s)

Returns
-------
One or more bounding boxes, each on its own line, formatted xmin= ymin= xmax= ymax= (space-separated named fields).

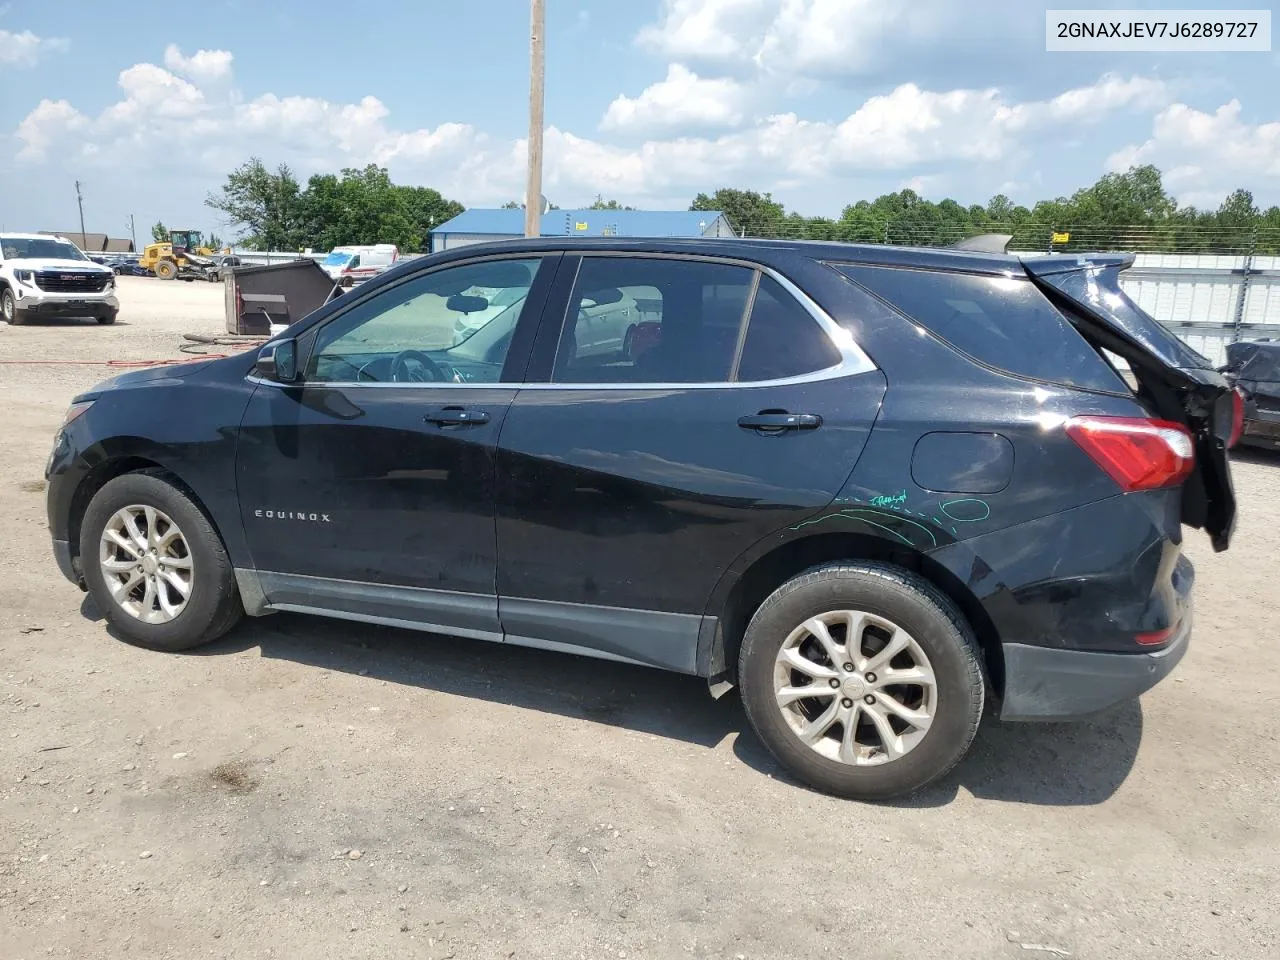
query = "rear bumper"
xmin=999 ymin=602 xmax=1191 ymax=720
xmin=1240 ymin=402 xmax=1280 ymax=448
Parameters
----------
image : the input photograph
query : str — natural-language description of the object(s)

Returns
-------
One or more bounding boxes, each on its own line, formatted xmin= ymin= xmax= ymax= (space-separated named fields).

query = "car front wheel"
xmin=79 ymin=472 xmax=243 ymax=651
xmin=2 ymin=288 xmax=24 ymax=325
xmin=738 ymin=562 xmax=984 ymax=800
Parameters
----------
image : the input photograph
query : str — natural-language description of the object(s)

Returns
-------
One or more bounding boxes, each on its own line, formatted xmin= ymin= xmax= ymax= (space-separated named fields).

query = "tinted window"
xmin=553 ymin=257 xmax=754 ymax=384
xmin=833 ymin=264 xmax=1126 ymax=391
xmin=736 ymin=276 xmax=841 ymax=381
xmin=307 ymin=258 xmax=541 ymax=384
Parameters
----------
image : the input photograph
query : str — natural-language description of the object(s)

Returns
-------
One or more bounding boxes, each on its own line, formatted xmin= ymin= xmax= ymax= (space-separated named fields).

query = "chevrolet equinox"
xmin=46 ymin=238 xmax=1241 ymax=799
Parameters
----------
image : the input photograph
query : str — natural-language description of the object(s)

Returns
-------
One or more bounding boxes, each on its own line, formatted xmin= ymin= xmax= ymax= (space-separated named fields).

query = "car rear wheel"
xmin=80 ymin=472 xmax=243 ymax=651
xmin=738 ymin=562 xmax=984 ymax=800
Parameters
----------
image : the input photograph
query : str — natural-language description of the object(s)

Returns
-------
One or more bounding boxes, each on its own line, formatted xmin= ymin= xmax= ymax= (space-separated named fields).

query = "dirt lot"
xmin=1 ymin=276 xmax=1278 ymax=959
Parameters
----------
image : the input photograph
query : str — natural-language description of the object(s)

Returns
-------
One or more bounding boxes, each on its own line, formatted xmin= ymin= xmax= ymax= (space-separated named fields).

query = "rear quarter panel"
xmin=780 ymin=257 xmax=1187 ymax=652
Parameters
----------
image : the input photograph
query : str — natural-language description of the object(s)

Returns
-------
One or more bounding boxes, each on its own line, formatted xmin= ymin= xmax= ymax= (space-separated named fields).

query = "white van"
xmin=320 ymin=244 xmax=399 ymax=285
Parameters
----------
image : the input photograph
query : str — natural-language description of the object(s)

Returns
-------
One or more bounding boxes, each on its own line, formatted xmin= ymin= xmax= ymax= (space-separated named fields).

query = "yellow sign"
xmin=1052 ymin=232 xmax=1070 ymax=243
xmin=575 ymin=221 xmax=588 ymax=231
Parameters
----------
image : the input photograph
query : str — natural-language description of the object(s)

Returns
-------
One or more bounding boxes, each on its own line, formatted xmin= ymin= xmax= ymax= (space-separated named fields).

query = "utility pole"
xmin=127 ymin=214 xmax=137 ymax=252
xmin=524 ymin=0 xmax=545 ymax=239
xmin=75 ymin=180 xmax=87 ymax=248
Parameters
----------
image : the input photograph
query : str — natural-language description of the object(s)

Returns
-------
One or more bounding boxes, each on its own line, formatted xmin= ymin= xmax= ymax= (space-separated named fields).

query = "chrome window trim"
xmin=246 ymin=253 xmax=878 ymax=392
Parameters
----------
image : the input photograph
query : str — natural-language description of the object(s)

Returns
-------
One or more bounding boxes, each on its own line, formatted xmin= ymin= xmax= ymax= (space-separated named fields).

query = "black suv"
xmin=46 ymin=238 xmax=1240 ymax=799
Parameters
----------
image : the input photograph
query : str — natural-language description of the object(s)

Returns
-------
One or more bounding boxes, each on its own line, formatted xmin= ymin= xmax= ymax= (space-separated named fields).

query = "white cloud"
xmin=0 ymin=28 xmax=68 ymax=69
xmin=12 ymin=44 xmax=1181 ymax=217
xmin=1106 ymin=100 xmax=1280 ymax=208
xmin=163 ymin=44 xmax=233 ymax=82
xmin=15 ymin=99 xmax=87 ymax=159
xmin=637 ymin=0 xmax=776 ymax=65
xmin=601 ymin=64 xmax=747 ymax=134
xmin=637 ymin=0 xmax=1018 ymax=79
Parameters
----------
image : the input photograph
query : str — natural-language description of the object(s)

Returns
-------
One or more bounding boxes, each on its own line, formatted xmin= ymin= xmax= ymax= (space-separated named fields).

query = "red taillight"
xmin=1065 ymin=416 xmax=1195 ymax=492
xmin=1228 ymin=388 xmax=1245 ymax=449
xmin=1136 ymin=625 xmax=1176 ymax=646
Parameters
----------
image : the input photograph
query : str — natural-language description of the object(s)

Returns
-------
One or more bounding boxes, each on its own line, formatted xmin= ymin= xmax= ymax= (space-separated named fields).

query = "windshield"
xmin=2 ymin=238 xmax=89 ymax=261
xmin=322 ymin=252 xmax=353 ymax=267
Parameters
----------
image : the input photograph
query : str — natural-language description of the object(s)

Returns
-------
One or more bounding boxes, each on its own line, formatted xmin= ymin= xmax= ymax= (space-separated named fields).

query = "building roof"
xmin=433 ymin=208 xmax=728 ymax=238
xmin=41 ymin=231 xmax=108 ymax=250
xmin=39 ymin=231 xmax=134 ymax=252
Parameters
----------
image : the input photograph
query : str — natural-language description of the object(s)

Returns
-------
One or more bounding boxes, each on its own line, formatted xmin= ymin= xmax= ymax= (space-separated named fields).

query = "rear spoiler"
xmin=1018 ymin=252 xmax=1136 ymax=275
xmin=950 ymin=234 xmax=1013 ymax=254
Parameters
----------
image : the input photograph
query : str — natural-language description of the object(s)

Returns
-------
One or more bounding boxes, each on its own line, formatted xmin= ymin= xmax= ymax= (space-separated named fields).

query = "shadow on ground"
xmin=87 ymin=599 xmax=1143 ymax=808
xmin=1230 ymin=445 xmax=1280 ymax=466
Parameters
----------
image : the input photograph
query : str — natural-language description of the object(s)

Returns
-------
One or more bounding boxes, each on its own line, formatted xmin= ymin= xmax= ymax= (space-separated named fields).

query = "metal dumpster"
xmin=224 ymin=258 xmax=339 ymax=335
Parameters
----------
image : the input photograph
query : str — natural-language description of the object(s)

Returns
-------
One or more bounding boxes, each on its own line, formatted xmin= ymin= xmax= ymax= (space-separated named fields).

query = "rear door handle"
xmin=424 ymin=406 xmax=490 ymax=427
xmin=737 ymin=412 xmax=822 ymax=432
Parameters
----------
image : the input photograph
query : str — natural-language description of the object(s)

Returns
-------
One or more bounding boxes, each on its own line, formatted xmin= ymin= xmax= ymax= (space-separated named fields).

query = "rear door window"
xmin=553 ymin=257 xmax=755 ymax=383
xmin=833 ymin=264 xmax=1126 ymax=392
xmin=736 ymin=276 xmax=841 ymax=381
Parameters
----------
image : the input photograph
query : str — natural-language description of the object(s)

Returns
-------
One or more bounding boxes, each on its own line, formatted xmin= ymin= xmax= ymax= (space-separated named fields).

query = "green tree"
xmin=295 ymin=165 xmax=464 ymax=253
xmin=205 ymin=157 xmax=306 ymax=250
xmin=588 ymin=194 xmax=634 ymax=211
xmin=150 ymin=221 xmax=168 ymax=243
xmin=691 ymin=188 xmax=785 ymax=236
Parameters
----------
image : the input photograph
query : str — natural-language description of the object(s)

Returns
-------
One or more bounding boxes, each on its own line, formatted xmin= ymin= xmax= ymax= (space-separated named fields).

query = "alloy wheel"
xmin=773 ymin=610 xmax=937 ymax=766
xmin=98 ymin=505 xmax=194 ymax=623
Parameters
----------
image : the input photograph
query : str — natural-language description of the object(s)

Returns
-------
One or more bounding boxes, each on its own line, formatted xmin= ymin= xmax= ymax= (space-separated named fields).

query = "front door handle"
xmin=424 ymin=406 xmax=490 ymax=427
xmin=737 ymin=411 xmax=822 ymax=432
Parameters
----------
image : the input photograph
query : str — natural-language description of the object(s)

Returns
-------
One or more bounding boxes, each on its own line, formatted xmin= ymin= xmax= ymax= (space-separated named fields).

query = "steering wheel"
xmin=389 ymin=349 xmax=445 ymax=383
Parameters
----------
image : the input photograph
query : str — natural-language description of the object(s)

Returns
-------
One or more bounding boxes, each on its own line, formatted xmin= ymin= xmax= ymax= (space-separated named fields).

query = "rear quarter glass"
xmin=831 ymin=264 xmax=1129 ymax=394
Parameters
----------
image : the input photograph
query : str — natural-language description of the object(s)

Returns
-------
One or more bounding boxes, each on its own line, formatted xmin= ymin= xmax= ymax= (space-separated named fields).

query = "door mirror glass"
xmin=256 ymin=339 xmax=298 ymax=382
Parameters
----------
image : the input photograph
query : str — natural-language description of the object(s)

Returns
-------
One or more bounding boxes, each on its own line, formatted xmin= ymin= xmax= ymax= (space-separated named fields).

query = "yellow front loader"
xmin=138 ymin=229 xmax=230 ymax=280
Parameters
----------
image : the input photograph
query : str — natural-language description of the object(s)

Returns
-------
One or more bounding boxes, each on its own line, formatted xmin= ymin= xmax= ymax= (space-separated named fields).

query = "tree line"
xmin=205 ymin=158 xmax=464 ymax=253
xmin=205 ymin=159 xmax=1280 ymax=256
xmin=692 ymin=166 xmax=1280 ymax=255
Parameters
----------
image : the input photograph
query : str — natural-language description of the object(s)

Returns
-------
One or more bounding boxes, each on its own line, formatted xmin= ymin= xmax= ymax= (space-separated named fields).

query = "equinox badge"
xmin=254 ymin=510 xmax=331 ymax=522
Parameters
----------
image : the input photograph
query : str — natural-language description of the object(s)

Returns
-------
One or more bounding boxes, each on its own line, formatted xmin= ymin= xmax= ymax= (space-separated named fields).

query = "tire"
xmin=154 ymin=259 xmax=177 ymax=280
xmin=2 ymin=288 xmax=24 ymax=325
xmin=622 ymin=325 xmax=636 ymax=359
xmin=738 ymin=562 xmax=984 ymax=800
xmin=96 ymin=311 xmax=118 ymax=325
xmin=79 ymin=471 xmax=243 ymax=651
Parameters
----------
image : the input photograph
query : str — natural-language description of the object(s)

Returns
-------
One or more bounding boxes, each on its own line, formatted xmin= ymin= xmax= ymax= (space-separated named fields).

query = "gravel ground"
xmin=1 ymin=277 xmax=1278 ymax=960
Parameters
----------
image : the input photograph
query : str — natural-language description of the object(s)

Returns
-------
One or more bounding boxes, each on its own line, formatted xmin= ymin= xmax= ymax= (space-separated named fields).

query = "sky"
xmin=1 ymin=0 xmax=1278 ymax=242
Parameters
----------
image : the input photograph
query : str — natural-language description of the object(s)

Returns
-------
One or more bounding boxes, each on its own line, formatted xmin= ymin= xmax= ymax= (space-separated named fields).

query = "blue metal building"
xmin=430 ymin=208 xmax=735 ymax=253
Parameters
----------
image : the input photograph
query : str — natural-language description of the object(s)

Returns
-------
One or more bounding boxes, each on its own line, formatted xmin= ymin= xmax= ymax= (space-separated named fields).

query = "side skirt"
xmin=234 ymin=568 xmax=711 ymax=676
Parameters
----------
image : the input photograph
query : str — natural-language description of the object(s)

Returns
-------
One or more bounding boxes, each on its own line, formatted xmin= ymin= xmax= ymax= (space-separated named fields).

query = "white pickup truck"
xmin=0 ymin=233 xmax=119 ymax=326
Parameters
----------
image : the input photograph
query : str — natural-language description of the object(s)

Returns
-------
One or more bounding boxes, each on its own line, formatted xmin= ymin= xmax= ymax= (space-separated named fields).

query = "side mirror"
xmin=256 ymin=339 xmax=298 ymax=382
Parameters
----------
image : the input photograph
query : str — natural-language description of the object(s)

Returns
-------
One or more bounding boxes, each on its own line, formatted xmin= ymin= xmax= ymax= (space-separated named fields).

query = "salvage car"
xmin=1 ymin=232 xmax=119 ymax=325
xmin=45 ymin=238 xmax=1241 ymax=799
xmin=1223 ymin=339 xmax=1280 ymax=450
